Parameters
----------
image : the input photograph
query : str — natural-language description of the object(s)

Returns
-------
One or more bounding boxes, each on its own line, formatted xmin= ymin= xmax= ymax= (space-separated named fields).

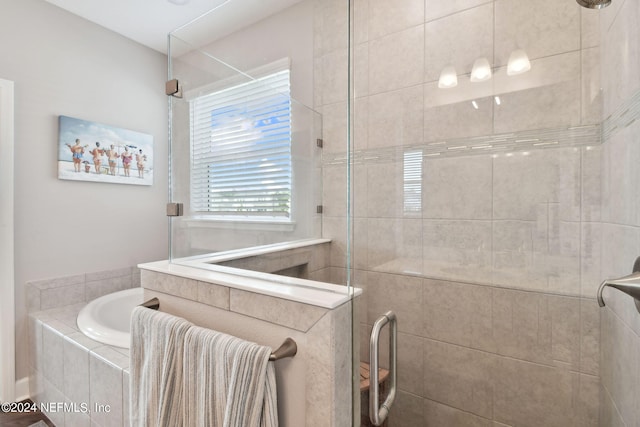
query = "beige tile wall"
xmin=599 ymin=0 xmax=640 ymax=426
xmin=316 ymin=0 xmax=607 ymax=425
xmin=29 ymin=303 xmax=131 ymax=427
xmin=141 ymin=269 xmax=357 ymax=427
xmin=320 ymin=0 xmax=603 ymax=293
xmin=25 ymin=267 xmax=140 ymax=426
xmin=26 ymin=267 xmax=140 ymax=313
xmin=355 ymin=274 xmax=600 ymax=426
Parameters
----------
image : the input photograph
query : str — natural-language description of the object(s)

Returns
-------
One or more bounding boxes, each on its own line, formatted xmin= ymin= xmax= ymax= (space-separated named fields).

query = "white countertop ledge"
xmin=173 ymin=238 xmax=332 ymax=264
xmin=138 ymin=259 xmax=361 ymax=309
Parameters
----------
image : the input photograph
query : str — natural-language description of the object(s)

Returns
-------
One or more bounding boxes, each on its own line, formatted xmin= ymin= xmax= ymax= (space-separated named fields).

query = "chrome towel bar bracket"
xmin=269 ymin=337 xmax=297 ymax=361
xmin=598 ymin=256 xmax=640 ymax=313
xmin=140 ymin=297 xmax=160 ymax=310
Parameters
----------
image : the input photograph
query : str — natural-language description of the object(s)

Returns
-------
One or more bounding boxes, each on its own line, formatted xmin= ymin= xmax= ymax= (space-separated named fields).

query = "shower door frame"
xmin=0 ymin=77 xmax=15 ymax=403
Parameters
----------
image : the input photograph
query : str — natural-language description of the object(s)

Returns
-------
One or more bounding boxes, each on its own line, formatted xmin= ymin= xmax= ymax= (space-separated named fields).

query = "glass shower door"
xmin=348 ymin=0 xmax=603 ymax=425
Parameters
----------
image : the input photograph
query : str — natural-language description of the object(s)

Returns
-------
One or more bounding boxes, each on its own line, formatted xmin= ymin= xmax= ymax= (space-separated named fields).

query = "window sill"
xmin=181 ymin=216 xmax=296 ymax=232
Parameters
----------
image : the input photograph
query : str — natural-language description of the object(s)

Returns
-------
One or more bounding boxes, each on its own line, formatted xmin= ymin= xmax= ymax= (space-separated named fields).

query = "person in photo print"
xmin=136 ymin=149 xmax=147 ymax=179
xmin=89 ymin=142 xmax=105 ymax=174
xmin=65 ymin=138 xmax=88 ymax=172
xmin=121 ymin=146 xmax=134 ymax=177
xmin=105 ymin=144 xmax=120 ymax=176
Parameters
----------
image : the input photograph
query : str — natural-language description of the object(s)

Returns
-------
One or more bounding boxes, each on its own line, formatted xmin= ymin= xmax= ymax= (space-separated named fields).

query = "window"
xmin=190 ymin=69 xmax=292 ymax=220
xmin=403 ymin=149 xmax=422 ymax=215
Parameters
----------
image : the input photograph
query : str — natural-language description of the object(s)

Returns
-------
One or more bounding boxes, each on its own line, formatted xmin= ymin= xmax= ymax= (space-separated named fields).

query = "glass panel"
xmin=168 ymin=1 xmax=358 ymax=424
xmin=350 ymin=0 xmax=602 ymax=425
xmin=169 ymin=1 xmax=324 ymax=271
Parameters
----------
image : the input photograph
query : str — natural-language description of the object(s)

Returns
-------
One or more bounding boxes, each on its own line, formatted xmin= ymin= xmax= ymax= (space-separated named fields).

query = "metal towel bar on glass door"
xmin=369 ymin=311 xmax=397 ymax=426
xmin=138 ymin=297 xmax=297 ymax=360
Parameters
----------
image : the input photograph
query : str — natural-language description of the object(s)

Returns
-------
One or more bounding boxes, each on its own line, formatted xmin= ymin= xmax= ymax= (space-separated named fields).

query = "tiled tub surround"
xmin=29 ymin=305 xmax=131 ymax=427
xmin=26 ymin=267 xmax=141 ymax=313
xmin=138 ymin=265 xmax=359 ymax=427
xmin=27 ymin=263 xmax=360 ymax=426
xmin=25 ymin=267 xmax=140 ymax=427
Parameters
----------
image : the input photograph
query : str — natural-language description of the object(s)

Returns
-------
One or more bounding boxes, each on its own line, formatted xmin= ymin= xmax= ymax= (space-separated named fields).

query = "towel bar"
xmin=138 ymin=297 xmax=297 ymax=360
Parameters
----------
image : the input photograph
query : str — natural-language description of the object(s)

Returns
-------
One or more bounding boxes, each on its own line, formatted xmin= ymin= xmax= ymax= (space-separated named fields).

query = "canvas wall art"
xmin=57 ymin=115 xmax=154 ymax=186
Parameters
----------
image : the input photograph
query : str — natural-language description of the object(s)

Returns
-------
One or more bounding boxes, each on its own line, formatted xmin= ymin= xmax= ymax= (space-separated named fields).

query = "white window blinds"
xmin=403 ymin=150 xmax=422 ymax=214
xmin=190 ymin=69 xmax=292 ymax=218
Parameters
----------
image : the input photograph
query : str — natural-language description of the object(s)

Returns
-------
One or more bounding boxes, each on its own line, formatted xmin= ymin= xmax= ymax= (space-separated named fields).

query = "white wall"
xmin=0 ymin=0 xmax=168 ymax=382
xmin=0 ymin=78 xmax=16 ymax=402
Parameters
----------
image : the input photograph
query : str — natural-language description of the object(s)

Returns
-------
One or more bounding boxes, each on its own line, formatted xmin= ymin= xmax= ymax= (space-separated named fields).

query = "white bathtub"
xmin=77 ymin=287 xmax=145 ymax=348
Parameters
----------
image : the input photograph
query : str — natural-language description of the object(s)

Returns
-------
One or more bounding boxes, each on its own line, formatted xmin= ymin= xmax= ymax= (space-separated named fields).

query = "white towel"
xmin=183 ymin=325 xmax=279 ymax=427
xmin=129 ymin=306 xmax=193 ymax=427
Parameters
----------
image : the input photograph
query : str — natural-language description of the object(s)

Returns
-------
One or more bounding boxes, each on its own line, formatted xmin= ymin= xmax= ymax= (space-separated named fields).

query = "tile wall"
xmin=140 ymin=268 xmax=357 ymax=427
xmin=316 ymin=0 xmax=606 ymax=425
xmin=29 ymin=307 xmax=131 ymax=427
xmin=598 ymin=0 xmax=640 ymax=426
xmin=26 ymin=267 xmax=140 ymax=313
xmin=26 ymin=267 xmax=139 ymax=427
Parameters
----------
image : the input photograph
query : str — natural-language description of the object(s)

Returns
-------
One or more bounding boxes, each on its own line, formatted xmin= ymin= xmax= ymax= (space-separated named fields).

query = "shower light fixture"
xmin=507 ymin=49 xmax=531 ymax=76
xmin=438 ymin=65 xmax=458 ymax=89
xmin=470 ymin=57 xmax=492 ymax=82
xmin=168 ymin=0 xmax=190 ymax=4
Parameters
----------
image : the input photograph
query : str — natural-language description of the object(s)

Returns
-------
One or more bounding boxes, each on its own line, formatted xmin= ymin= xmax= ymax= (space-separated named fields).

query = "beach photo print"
xmin=57 ymin=115 xmax=154 ymax=186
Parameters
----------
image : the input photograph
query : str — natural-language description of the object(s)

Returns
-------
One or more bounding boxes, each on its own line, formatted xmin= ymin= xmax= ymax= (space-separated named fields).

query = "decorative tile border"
xmin=324 ymin=87 xmax=640 ymax=166
xmin=602 ymin=88 xmax=640 ymax=142
xmin=323 ymin=124 xmax=602 ymax=165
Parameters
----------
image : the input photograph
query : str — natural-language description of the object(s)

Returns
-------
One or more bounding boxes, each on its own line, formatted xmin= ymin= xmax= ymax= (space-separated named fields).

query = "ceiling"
xmin=43 ymin=0 xmax=303 ymax=54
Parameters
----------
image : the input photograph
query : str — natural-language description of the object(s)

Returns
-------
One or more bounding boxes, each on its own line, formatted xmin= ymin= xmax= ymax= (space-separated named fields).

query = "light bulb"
xmin=507 ymin=49 xmax=531 ymax=76
xmin=438 ymin=65 xmax=458 ymax=89
xmin=470 ymin=57 xmax=492 ymax=82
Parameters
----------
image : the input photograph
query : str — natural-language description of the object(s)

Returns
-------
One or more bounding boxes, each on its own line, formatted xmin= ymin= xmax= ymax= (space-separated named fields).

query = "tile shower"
xmin=317 ymin=0 xmax=637 ymax=425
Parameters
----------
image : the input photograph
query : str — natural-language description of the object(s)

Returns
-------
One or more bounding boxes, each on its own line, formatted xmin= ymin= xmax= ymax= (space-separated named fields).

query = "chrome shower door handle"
xmin=369 ymin=311 xmax=397 ymax=427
